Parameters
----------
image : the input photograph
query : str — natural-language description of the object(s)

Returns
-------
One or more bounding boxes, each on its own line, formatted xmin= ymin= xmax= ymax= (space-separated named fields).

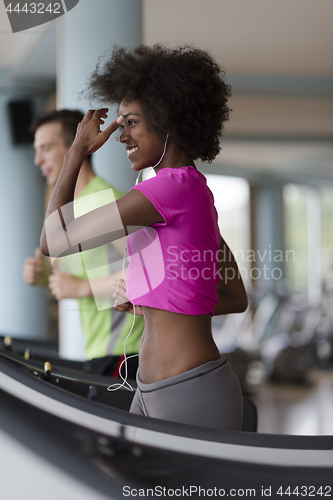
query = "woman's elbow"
xmin=237 ymin=294 xmax=249 ymax=313
xmin=215 ymin=288 xmax=248 ymax=316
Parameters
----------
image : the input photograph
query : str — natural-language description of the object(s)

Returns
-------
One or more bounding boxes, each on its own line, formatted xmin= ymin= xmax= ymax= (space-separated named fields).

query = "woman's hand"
xmin=71 ymin=109 xmax=123 ymax=157
xmin=112 ymin=279 xmax=143 ymax=316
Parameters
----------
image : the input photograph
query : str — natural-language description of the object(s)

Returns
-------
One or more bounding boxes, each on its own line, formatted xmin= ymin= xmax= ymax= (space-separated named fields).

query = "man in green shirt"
xmin=23 ymin=109 xmax=143 ymax=376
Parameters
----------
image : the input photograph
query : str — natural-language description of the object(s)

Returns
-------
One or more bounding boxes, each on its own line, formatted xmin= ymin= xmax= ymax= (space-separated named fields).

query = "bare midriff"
xmin=139 ymin=306 xmax=220 ymax=384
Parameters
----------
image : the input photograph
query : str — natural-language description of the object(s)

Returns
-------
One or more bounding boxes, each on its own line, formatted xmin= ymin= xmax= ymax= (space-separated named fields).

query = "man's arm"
xmin=48 ymin=268 xmax=125 ymax=301
xmin=214 ymin=237 xmax=248 ymax=316
xmin=48 ymin=234 xmax=130 ymax=300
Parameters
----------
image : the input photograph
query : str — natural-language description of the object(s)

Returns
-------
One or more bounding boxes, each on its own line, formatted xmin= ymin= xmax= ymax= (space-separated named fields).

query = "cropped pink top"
xmin=126 ymin=166 xmax=221 ymax=315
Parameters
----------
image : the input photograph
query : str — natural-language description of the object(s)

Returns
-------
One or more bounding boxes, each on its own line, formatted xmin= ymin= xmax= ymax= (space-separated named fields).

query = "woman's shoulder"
xmin=157 ymin=165 xmax=202 ymax=179
xmin=134 ymin=166 xmax=205 ymax=199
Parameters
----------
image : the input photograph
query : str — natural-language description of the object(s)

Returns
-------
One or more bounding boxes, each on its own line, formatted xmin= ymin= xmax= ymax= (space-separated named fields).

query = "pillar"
xmin=56 ymin=0 xmax=142 ymax=359
xmin=251 ymin=179 xmax=285 ymax=291
xmin=0 ymin=86 xmax=49 ymax=339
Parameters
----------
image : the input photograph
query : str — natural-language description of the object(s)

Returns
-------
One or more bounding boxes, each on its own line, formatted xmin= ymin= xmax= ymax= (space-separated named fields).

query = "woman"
xmin=41 ymin=45 xmax=248 ymax=431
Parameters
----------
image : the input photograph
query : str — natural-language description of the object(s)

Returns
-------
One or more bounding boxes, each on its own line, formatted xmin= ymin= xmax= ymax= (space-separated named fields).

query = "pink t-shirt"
xmin=126 ymin=166 xmax=221 ymax=315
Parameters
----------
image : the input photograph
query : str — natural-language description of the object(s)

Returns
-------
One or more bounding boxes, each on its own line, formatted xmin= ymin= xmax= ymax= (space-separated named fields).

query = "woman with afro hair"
xmin=41 ymin=45 xmax=248 ymax=431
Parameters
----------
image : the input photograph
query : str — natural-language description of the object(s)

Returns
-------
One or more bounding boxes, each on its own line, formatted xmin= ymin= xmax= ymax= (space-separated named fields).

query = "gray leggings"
xmin=130 ymin=356 xmax=243 ymax=431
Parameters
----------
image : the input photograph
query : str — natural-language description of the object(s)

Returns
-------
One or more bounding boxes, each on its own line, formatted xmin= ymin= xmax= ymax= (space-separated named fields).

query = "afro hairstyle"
xmin=86 ymin=45 xmax=231 ymax=163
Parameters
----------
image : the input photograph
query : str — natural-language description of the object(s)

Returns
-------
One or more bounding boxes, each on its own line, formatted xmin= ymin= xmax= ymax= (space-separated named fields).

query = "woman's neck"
xmin=154 ymin=141 xmax=195 ymax=173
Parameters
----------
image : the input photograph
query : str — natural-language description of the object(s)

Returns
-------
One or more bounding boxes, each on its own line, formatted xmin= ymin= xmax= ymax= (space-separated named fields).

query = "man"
xmin=23 ymin=109 xmax=143 ymax=376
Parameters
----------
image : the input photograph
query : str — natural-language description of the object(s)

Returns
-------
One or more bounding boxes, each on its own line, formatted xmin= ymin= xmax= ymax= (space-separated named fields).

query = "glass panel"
xmin=321 ymin=188 xmax=333 ymax=286
xmin=205 ymin=174 xmax=250 ymax=285
xmin=283 ymin=184 xmax=308 ymax=293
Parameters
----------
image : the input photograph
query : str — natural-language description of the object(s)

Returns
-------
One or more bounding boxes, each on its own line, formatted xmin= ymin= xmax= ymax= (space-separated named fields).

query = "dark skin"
xmin=40 ymin=102 xmax=248 ymax=384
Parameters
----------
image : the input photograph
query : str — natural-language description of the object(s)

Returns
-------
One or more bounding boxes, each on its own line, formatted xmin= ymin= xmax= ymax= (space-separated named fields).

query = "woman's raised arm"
xmin=40 ymin=109 xmax=163 ymax=257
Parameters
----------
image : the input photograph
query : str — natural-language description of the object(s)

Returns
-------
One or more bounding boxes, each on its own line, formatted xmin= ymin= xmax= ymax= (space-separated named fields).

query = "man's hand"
xmin=23 ymin=248 xmax=50 ymax=288
xmin=48 ymin=270 xmax=90 ymax=300
xmin=112 ymin=279 xmax=143 ymax=316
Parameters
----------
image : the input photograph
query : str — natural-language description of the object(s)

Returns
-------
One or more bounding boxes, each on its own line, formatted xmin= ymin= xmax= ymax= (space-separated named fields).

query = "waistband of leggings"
xmin=136 ymin=354 xmax=228 ymax=393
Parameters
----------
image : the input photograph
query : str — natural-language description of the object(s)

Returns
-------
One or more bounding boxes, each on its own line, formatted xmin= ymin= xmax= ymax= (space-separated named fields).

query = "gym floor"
xmin=250 ymin=368 xmax=333 ymax=435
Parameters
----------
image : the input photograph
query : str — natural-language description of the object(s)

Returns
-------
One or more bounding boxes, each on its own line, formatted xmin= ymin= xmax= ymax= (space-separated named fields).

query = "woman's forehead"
xmin=118 ymin=99 xmax=142 ymax=116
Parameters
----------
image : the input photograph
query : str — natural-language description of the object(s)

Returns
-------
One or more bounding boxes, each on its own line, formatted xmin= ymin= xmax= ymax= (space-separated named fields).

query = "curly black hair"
xmin=86 ymin=45 xmax=231 ymax=163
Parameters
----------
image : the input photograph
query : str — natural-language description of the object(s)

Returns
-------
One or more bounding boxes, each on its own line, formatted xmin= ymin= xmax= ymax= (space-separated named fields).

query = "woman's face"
xmin=118 ymin=100 xmax=166 ymax=172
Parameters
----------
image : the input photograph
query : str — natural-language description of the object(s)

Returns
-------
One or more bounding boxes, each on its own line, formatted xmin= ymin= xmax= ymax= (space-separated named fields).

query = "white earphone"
xmin=135 ymin=131 xmax=169 ymax=185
